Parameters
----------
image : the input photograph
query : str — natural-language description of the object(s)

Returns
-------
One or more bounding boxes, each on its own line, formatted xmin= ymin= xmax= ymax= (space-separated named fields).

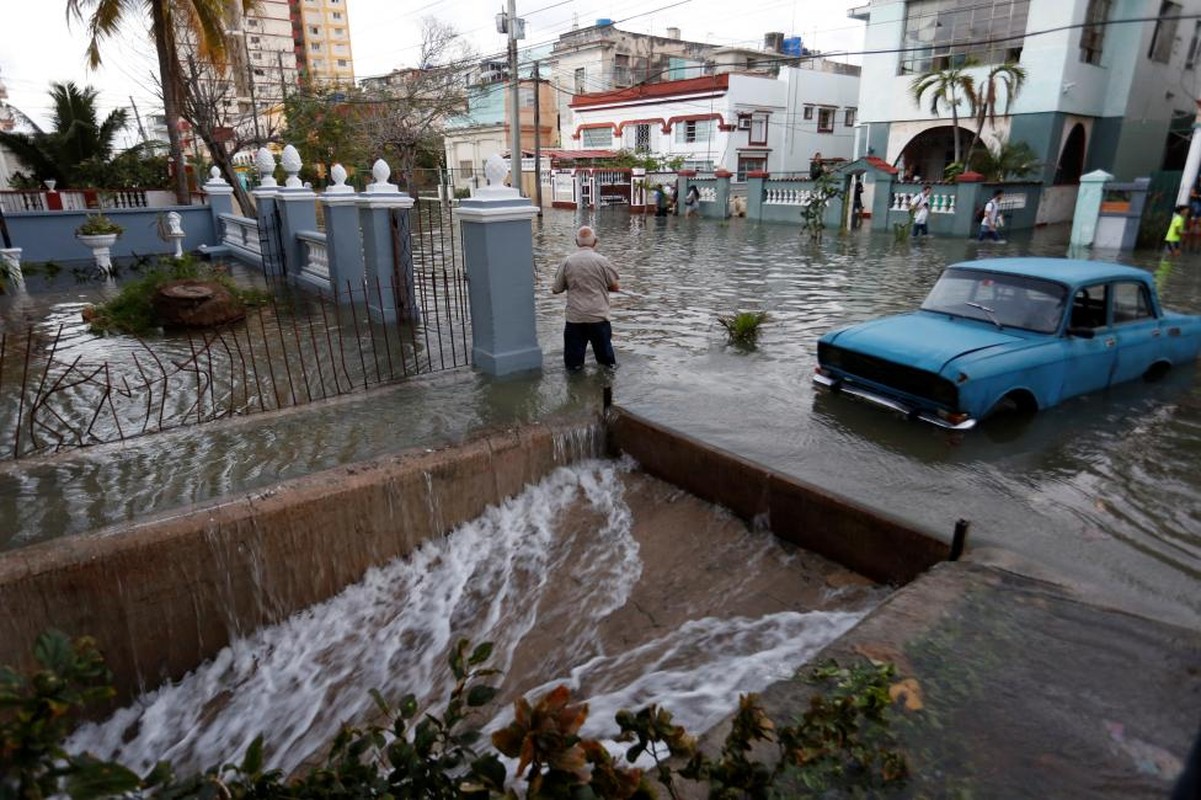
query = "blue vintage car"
xmin=813 ymin=258 xmax=1201 ymax=430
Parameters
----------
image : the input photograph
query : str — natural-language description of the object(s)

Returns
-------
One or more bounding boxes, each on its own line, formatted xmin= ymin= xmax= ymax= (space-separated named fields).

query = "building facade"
xmin=290 ymin=0 xmax=355 ymax=86
xmin=852 ymin=0 xmax=1201 ymax=185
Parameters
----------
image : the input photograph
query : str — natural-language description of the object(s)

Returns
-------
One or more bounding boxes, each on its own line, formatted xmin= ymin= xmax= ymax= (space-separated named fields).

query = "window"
xmin=749 ymin=113 xmax=768 ymax=145
xmin=1080 ymin=0 xmax=1111 ymax=64
xmin=574 ymin=67 xmax=587 ymax=94
xmin=250 ymin=36 xmax=260 ymax=44
xmin=844 ymin=108 xmax=857 ymax=127
xmin=337 ymin=59 xmax=348 ymax=67
xmin=674 ymin=119 xmax=714 ymax=144
xmin=626 ymin=123 xmax=651 ymax=152
xmin=582 ymin=127 xmax=612 ymax=148
xmin=311 ymin=42 xmax=322 ymax=51
xmin=459 ymin=160 xmax=474 ymax=178
xmin=1187 ymin=21 xmax=1201 ymax=68
xmin=899 ymin=0 xmax=1030 ymax=74
xmin=736 ymin=156 xmax=766 ymax=181
xmin=1150 ymin=1 xmax=1182 ymax=63
xmin=332 ymin=11 xmax=343 ymax=19
xmin=310 ymin=26 xmax=320 ymax=34
xmin=519 ymin=86 xmax=535 ymax=107
xmin=1113 ymin=283 xmax=1153 ymax=323
xmin=334 ymin=27 xmax=344 ymax=36
xmin=1070 ymin=285 xmax=1109 ymax=329
xmin=803 ymin=105 xmax=813 ymax=120
xmin=817 ymin=108 xmax=834 ymax=133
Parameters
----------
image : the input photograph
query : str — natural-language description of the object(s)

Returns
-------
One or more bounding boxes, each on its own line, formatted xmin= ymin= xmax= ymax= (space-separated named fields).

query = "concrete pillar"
xmin=321 ymin=163 xmax=365 ymax=297
xmin=746 ymin=171 xmax=767 ymax=221
xmin=275 ymin=145 xmax=318 ymax=281
xmin=1070 ymin=169 xmax=1112 ymax=250
xmin=202 ymin=166 xmax=236 ymax=222
xmin=870 ymin=175 xmax=893 ymax=232
xmin=454 ymin=154 xmax=542 ymax=377
xmin=1176 ymin=104 xmax=1201 ymax=206
xmin=953 ymin=172 xmax=986 ymax=239
xmin=252 ymin=147 xmax=282 ymax=278
xmin=357 ymin=159 xmax=415 ymax=323
xmin=713 ymin=169 xmax=732 ymax=219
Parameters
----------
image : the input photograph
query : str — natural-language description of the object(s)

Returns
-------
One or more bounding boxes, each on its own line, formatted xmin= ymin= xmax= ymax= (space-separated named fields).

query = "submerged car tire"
xmin=982 ymin=391 xmax=1038 ymax=442
xmin=1143 ymin=361 xmax=1171 ymax=382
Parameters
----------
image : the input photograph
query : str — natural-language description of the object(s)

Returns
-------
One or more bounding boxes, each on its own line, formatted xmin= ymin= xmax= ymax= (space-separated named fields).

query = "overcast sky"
xmin=0 ymin=0 xmax=867 ymax=142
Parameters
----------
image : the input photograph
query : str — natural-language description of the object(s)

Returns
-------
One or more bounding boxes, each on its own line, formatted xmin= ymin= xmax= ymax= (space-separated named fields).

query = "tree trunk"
xmin=197 ymin=129 xmax=256 ymax=216
xmin=151 ymin=0 xmax=191 ymax=206
xmin=950 ymin=91 xmax=961 ymax=166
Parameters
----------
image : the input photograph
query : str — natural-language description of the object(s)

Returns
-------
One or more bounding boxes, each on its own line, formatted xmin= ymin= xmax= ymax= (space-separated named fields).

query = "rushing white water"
xmin=68 ymin=459 xmax=875 ymax=777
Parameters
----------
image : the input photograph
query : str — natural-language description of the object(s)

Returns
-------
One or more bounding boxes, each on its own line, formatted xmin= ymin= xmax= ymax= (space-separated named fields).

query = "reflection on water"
xmin=2 ymin=213 xmax=1200 ymax=629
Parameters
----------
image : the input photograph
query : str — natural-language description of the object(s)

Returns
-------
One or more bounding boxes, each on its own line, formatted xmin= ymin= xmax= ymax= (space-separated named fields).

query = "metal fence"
xmin=0 ymin=199 xmax=471 ymax=461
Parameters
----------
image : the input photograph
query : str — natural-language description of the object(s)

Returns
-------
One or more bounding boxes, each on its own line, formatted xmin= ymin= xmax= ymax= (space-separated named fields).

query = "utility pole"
xmin=246 ymin=34 xmax=262 ymax=146
xmin=533 ymin=60 xmax=542 ymax=214
xmin=507 ymin=0 xmax=522 ymax=195
xmin=130 ymin=96 xmax=149 ymax=144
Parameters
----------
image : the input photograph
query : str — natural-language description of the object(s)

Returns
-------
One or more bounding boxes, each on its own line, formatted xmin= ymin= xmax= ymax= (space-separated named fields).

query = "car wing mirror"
xmin=1066 ymin=327 xmax=1096 ymax=339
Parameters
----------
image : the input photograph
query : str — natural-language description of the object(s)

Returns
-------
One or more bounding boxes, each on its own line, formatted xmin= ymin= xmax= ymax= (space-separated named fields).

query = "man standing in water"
xmin=552 ymin=226 xmax=621 ymax=371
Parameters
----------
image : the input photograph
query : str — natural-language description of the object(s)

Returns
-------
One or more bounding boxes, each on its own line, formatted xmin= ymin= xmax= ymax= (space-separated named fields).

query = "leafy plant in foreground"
xmin=2 ymin=633 xmax=909 ymax=799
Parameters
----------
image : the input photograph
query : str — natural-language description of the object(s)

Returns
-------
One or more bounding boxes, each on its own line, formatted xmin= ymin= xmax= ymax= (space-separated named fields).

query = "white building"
xmin=566 ymin=61 xmax=861 ymax=178
xmin=850 ymin=0 xmax=1201 ymax=187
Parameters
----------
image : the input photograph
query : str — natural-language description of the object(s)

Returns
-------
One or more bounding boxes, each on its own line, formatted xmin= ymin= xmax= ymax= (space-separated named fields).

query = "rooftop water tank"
xmin=596 ymin=18 xmax=613 ymax=26
xmin=782 ymin=36 xmax=803 ymax=56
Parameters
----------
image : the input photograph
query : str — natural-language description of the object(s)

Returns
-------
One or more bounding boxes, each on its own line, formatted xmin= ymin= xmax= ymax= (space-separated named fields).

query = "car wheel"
xmin=982 ymin=392 xmax=1037 ymax=442
xmin=1143 ymin=362 xmax=1171 ymax=382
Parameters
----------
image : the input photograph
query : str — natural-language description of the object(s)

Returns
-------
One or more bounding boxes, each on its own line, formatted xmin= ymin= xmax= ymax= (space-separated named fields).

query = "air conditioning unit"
xmin=737 ymin=116 xmax=752 ymax=130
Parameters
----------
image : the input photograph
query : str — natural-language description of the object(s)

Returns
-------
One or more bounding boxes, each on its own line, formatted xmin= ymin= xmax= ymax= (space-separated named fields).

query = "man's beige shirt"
xmin=551 ymin=248 xmax=619 ymax=323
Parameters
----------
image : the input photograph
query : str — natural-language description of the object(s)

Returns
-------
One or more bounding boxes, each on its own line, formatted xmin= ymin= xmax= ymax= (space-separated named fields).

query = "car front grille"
xmin=819 ymin=343 xmax=959 ymax=408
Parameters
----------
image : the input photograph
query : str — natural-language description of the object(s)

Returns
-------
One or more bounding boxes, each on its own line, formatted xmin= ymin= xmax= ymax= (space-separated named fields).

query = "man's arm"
xmin=551 ymin=261 xmax=567 ymax=294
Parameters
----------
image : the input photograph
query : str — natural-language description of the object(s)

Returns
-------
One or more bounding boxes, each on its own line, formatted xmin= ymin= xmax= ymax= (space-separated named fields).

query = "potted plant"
xmin=75 ymin=213 xmax=124 ymax=273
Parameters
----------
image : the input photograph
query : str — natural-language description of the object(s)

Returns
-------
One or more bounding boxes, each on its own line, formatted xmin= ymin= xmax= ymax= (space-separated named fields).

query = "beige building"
xmin=292 ymin=0 xmax=355 ymax=86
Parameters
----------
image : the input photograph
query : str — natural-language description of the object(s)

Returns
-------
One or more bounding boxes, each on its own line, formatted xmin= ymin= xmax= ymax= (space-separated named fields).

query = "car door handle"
xmin=1152 ymin=329 xmax=1161 ymax=338
xmin=1105 ymin=337 xmax=1116 ymax=348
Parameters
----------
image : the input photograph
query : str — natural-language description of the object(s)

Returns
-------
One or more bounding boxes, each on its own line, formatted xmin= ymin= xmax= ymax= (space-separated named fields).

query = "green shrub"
xmin=85 ymin=257 xmax=270 ymax=335
xmin=717 ymin=310 xmax=768 ymax=350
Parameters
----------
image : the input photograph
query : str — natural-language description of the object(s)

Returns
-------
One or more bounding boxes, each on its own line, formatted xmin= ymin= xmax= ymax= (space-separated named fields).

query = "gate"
xmin=387 ymin=198 xmax=471 ymax=374
xmin=257 ymin=203 xmax=286 ymax=276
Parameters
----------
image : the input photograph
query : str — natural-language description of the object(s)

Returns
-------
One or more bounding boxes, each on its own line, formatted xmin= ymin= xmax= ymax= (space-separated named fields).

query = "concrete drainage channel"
xmin=2 ymin=405 xmax=1194 ymax=795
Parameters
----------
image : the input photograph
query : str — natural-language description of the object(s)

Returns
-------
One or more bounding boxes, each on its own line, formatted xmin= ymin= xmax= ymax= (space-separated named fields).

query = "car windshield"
xmin=920 ymin=268 xmax=1068 ymax=334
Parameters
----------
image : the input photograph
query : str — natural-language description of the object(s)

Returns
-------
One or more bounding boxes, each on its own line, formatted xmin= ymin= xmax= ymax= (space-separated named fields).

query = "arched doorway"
xmin=1055 ymin=124 xmax=1086 ymax=184
xmin=896 ymin=125 xmax=976 ymax=182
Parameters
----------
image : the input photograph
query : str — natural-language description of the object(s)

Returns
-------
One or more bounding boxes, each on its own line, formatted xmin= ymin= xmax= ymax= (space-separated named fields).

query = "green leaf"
xmin=369 ymin=688 xmax=391 ymax=716
xmin=400 ymin=693 xmax=419 ymax=719
xmin=470 ymin=753 xmax=508 ymax=789
xmin=65 ymin=758 xmax=142 ymax=798
xmin=34 ymin=630 xmax=72 ymax=672
xmin=240 ymin=735 xmax=264 ymax=775
xmin=466 ymin=685 xmax=498 ymax=708
xmin=468 ymin=642 xmax=494 ymax=666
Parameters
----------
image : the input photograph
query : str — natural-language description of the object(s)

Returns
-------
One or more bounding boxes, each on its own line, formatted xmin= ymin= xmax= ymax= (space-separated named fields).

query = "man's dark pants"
xmin=564 ymin=320 xmax=615 ymax=370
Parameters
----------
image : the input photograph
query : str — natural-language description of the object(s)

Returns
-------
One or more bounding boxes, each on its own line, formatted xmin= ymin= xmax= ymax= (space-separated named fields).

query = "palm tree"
xmin=908 ymin=62 xmax=977 ymax=167
xmin=964 ymin=62 xmax=1028 ymax=168
xmin=969 ymin=138 xmax=1041 ymax=182
xmin=66 ymin=0 xmax=253 ymax=205
xmin=0 ymin=81 xmax=128 ymax=187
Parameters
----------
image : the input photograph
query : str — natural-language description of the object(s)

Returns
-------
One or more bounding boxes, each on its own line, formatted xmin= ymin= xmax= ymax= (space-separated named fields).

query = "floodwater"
xmin=3 ymin=207 xmax=1200 ymax=776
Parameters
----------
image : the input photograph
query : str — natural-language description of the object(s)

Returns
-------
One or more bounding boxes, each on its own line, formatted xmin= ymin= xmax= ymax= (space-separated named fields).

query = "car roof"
xmin=948 ymin=257 xmax=1150 ymax=286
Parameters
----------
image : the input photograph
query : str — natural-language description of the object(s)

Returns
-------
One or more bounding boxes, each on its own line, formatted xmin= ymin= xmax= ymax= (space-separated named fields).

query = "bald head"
xmin=576 ymin=226 xmax=597 ymax=248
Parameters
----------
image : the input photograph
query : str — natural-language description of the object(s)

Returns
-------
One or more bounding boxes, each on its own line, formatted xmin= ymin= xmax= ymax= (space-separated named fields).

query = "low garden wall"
xmin=5 ymin=206 xmax=217 ymax=264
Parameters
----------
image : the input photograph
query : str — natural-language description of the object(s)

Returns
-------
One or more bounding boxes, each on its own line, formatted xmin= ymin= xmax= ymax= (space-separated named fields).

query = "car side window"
xmin=1112 ymin=282 xmax=1153 ymax=324
xmin=1070 ymin=284 xmax=1109 ymax=329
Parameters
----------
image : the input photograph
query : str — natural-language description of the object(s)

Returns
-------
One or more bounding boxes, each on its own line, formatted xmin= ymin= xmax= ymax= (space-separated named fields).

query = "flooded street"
xmin=4 ymin=205 xmax=1199 ymax=779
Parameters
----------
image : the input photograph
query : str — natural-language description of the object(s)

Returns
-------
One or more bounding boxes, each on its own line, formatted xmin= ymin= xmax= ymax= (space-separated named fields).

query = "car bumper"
xmin=812 ymin=373 xmax=977 ymax=431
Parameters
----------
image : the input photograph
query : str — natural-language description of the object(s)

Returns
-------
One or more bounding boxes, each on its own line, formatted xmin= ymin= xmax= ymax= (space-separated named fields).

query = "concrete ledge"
xmin=607 ymin=407 xmax=950 ymax=584
xmin=0 ymin=416 xmax=604 ymax=702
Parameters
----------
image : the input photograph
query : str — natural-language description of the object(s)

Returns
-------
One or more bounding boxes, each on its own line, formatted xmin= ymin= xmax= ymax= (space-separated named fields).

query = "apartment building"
xmin=290 ymin=0 xmax=355 ymax=86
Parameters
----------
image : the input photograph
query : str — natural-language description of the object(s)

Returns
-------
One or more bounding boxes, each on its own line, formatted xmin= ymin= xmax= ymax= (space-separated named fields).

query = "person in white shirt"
xmin=551 ymin=226 xmax=621 ymax=371
xmin=979 ymin=189 xmax=1004 ymax=241
xmin=911 ymin=184 xmax=933 ymax=237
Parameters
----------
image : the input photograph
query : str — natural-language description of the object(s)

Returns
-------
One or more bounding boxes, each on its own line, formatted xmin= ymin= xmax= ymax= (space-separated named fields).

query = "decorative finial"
xmin=255 ymin=147 xmax=277 ymax=187
xmin=331 ymin=163 xmax=347 ymax=186
xmin=282 ymin=144 xmax=303 ymax=188
xmin=485 ymin=153 xmax=508 ymax=187
xmin=365 ymin=158 xmax=398 ymax=194
xmin=210 ymin=165 xmax=221 ymax=180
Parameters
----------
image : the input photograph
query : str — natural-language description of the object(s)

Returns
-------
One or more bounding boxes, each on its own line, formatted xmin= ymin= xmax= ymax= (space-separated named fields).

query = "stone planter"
xmin=76 ymin=233 xmax=120 ymax=273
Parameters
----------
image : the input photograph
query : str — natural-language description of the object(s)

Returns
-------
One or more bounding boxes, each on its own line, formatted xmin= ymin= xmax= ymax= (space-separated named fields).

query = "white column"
xmin=1176 ymin=101 xmax=1201 ymax=206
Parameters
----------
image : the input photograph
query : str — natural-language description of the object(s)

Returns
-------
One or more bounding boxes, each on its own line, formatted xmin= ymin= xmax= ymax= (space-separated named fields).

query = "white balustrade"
xmin=298 ymin=232 xmax=329 ymax=283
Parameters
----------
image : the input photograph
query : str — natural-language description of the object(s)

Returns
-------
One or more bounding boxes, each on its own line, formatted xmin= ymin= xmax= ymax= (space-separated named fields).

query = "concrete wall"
xmin=0 ymin=418 xmax=604 ymax=702
xmin=607 ymin=408 xmax=951 ymax=585
xmin=5 ymin=207 xmax=217 ymax=263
